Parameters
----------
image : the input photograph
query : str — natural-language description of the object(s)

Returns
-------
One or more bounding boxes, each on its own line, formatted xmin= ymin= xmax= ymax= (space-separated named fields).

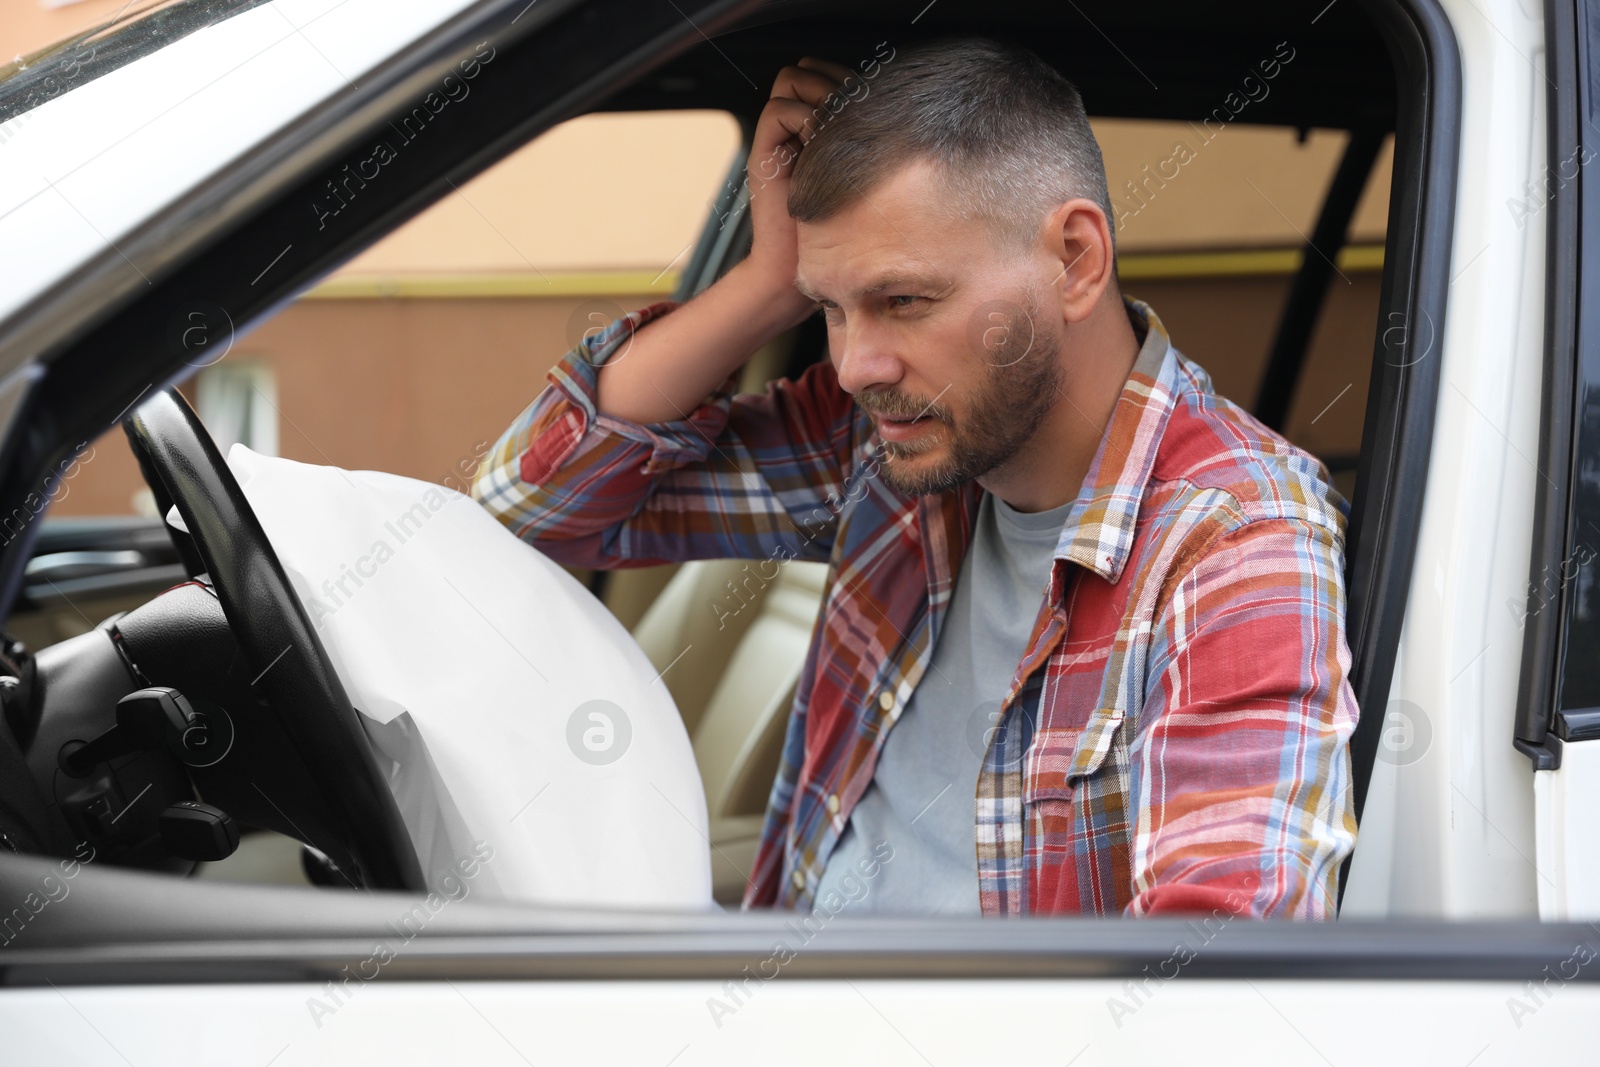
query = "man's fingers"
xmin=768 ymin=63 xmax=844 ymax=109
xmin=796 ymin=56 xmax=856 ymax=85
xmin=750 ymin=57 xmax=865 ymax=186
xmin=753 ymin=96 xmax=829 ymax=155
xmin=747 ymin=99 xmax=819 ymax=185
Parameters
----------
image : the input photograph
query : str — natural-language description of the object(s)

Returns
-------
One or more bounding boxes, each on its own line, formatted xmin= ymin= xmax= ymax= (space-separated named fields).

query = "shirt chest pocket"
xmin=1023 ymin=707 xmax=1126 ymax=804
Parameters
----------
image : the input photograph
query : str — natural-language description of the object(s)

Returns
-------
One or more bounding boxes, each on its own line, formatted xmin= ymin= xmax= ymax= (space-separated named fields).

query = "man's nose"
xmin=832 ymin=320 xmax=904 ymax=396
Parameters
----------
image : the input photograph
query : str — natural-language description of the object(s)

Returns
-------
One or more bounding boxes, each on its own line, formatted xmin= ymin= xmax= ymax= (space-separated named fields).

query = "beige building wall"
xmin=319 ymin=115 xmax=1390 ymax=279
xmin=334 ymin=111 xmax=743 ymax=276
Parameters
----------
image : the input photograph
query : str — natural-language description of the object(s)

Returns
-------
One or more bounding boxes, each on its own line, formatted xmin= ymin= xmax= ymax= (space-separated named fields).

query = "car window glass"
xmin=1552 ymin=2 xmax=1600 ymax=716
xmin=1099 ymin=119 xmax=1392 ymax=501
xmin=8 ymin=109 xmax=740 ymax=657
xmin=1100 ymin=119 xmax=1391 ymax=250
xmin=1562 ymin=388 xmax=1600 ymax=709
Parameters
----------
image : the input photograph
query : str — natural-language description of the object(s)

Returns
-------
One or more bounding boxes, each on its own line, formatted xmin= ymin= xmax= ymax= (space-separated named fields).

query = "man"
xmin=473 ymin=38 xmax=1358 ymax=918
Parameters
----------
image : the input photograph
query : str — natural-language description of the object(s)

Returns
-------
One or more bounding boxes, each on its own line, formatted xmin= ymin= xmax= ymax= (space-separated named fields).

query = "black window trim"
xmin=0 ymin=851 xmax=1596 ymax=986
xmin=1342 ymin=0 xmax=1460 ymax=827
xmin=1515 ymin=0 xmax=1589 ymax=766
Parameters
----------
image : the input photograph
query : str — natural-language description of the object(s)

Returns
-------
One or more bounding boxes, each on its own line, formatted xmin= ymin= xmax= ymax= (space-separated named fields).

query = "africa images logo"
xmin=566 ymin=699 xmax=631 ymax=765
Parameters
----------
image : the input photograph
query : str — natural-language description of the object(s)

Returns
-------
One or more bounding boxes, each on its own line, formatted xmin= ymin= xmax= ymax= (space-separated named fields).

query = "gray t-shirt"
xmin=812 ymin=490 xmax=1075 ymax=914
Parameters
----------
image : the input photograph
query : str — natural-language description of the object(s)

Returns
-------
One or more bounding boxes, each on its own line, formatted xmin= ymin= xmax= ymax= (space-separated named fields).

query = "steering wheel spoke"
xmin=121 ymin=388 xmax=423 ymax=892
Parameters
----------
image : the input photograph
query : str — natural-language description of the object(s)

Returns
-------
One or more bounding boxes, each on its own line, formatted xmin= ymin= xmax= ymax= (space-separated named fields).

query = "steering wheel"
xmin=123 ymin=387 xmax=423 ymax=891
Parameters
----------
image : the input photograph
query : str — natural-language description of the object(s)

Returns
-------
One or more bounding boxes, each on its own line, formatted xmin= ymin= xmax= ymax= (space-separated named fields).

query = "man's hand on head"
xmin=744 ymin=57 xmax=854 ymax=314
xmin=589 ymin=57 xmax=855 ymax=426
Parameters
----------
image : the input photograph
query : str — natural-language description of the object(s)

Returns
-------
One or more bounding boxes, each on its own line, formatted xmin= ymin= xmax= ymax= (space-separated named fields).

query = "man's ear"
xmin=1045 ymin=199 xmax=1116 ymax=324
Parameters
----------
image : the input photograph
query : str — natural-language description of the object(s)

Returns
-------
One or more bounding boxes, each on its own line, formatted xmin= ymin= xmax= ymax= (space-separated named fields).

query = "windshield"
xmin=0 ymin=0 xmax=272 ymax=126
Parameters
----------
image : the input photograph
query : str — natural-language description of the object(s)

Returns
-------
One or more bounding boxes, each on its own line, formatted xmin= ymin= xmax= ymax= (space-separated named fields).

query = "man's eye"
xmin=887 ymin=295 xmax=922 ymax=309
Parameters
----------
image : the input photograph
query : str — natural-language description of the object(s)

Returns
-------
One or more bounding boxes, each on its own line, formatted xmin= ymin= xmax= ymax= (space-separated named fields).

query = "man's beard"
xmin=859 ymin=302 xmax=1064 ymax=498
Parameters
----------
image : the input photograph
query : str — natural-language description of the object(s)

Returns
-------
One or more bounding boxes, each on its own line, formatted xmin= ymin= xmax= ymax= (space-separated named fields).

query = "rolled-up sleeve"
xmin=472 ymin=301 xmax=862 ymax=570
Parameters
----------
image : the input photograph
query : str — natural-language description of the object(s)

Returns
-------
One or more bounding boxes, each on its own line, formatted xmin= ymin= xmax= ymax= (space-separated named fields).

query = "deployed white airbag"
xmin=222 ymin=445 xmax=712 ymax=910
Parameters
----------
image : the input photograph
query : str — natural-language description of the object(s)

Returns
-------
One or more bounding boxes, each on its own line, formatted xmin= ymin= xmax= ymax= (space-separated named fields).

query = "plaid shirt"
xmin=473 ymin=296 xmax=1358 ymax=918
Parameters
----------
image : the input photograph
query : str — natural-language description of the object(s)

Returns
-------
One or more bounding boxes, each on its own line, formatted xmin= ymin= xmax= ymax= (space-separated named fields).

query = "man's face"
xmin=793 ymin=161 xmax=1064 ymax=498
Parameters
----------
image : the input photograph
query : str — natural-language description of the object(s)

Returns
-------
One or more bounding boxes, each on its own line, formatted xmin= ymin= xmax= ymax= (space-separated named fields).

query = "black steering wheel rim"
xmin=123 ymin=387 xmax=423 ymax=892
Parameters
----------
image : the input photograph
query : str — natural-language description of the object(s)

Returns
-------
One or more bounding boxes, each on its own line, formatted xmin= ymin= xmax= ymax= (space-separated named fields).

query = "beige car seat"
xmin=614 ymin=330 xmax=835 ymax=903
xmin=630 ymin=556 xmax=829 ymax=904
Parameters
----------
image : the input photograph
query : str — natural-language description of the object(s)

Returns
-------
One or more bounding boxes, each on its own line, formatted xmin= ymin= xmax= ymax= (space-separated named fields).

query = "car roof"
xmin=600 ymin=0 xmax=1397 ymax=131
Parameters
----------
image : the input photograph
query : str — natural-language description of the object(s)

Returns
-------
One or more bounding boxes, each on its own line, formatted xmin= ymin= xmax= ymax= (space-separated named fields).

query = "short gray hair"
xmin=788 ymin=38 xmax=1114 ymax=254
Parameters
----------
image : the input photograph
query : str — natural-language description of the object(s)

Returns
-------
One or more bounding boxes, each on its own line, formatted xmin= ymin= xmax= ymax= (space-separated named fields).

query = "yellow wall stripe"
xmin=300 ymin=245 xmax=1386 ymax=300
xmin=303 ymin=269 xmax=681 ymax=300
xmin=1117 ymin=244 xmax=1385 ymax=280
